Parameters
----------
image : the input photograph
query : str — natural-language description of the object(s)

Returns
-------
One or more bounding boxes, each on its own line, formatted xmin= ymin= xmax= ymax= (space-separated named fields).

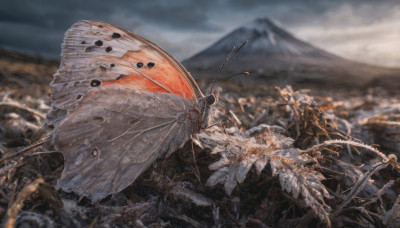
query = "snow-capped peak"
xmin=188 ymin=17 xmax=339 ymax=59
xmin=183 ymin=17 xmax=342 ymax=76
xmin=242 ymin=17 xmax=276 ymax=34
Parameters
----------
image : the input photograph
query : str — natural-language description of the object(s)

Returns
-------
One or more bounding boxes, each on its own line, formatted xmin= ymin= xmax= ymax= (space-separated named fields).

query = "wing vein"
xmin=107 ymin=120 xmax=143 ymax=142
xmin=115 ymin=121 xmax=183 ymax=191
xmin=109 ymin=121 xmax=180 ymax=192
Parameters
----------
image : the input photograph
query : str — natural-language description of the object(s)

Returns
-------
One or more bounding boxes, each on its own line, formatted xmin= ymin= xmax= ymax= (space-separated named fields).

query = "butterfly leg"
xmin=191 ymin=137 xmax=202 ymax=184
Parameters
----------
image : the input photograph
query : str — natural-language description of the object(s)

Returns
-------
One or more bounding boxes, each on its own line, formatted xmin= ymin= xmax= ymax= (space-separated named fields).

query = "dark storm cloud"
xmin=0 ymin=0 xmax=399 ymax=67
xmin=0 ymin=0 xmax=222 ymax=57
xmin=0 ymin=0 xmax=218 ymax=31
xmin=131 ymin=4 xmax=220 ymax=31
xmin=226 ymin=0 xmax=397 ymax=26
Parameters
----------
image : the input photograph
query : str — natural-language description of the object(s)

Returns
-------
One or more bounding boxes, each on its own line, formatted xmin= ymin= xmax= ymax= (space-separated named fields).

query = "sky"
xmin=0 ymin=0 xmax=399 ymax=68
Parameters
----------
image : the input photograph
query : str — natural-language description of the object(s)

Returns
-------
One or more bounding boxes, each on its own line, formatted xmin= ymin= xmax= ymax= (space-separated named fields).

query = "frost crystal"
xmin=200 ymin=126 xmax=332 ymax=221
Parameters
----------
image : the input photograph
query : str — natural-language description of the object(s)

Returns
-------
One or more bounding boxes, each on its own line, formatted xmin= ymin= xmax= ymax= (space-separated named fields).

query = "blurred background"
xmin=0 ymin=0 xmax=399 ymax=92
xmin=1 ymin=0 xmax=399 ymax=67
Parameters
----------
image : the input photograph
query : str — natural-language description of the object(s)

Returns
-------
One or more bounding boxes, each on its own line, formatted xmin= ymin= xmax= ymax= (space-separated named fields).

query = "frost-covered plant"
xmin=199 ymin=126 xmax=332 ymax=222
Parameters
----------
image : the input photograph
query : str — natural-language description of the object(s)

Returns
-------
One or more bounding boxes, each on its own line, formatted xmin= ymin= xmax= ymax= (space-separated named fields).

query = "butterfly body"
xmin=47 ymin=20 xmax=215 ymax=202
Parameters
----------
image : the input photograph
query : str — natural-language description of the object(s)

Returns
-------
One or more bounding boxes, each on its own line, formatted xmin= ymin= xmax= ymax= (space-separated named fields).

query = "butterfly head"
xmin=196 ymin=91 xmax=218 ymax=131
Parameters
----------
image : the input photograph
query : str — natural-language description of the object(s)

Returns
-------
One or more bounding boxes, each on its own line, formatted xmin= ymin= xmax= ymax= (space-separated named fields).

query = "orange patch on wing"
xmin=102 ymin=49 xmax=195 ymax=100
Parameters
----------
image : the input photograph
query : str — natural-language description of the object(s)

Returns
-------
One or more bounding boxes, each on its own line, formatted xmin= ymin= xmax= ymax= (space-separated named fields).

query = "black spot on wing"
xmin=147 ymin=62 xmax=155 ymax=68
xmin=85 ymin=46 xmax=94 ymax=52
xmin=112 ymin=32 xmax=121 ymax=38
xmin=93 ymin=116 xmax=104 ymax=124
xmin=95 ymin=40 xmax=103 ymax=46
xmin=90 ymin=79 xmax=101 ymax=87
xmin=90 ymin=148 xmax=100 ymax=157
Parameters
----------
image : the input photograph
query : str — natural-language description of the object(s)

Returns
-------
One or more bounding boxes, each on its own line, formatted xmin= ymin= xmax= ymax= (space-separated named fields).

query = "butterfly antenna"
xmin=209 ymin=40 xmax=248 ymax=93
xmin=232 ymin=39 xmax=248 ymax=57
xmin=222 ymin=71 xmax=250 ymax=81
xmin=209 ymin=46 xmax=236 ymax=93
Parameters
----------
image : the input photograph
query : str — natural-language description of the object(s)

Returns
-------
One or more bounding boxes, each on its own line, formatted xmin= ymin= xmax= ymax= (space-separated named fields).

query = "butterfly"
xmin=46 ymin=20 xmax=216 ymax=202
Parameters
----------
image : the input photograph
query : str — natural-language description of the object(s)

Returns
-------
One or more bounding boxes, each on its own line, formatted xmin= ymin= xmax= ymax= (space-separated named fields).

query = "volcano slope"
xmin=183 ymin=17 xmax=400 ymax=91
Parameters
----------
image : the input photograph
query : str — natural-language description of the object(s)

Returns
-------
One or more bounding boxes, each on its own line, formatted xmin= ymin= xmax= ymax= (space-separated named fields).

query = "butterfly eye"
xmin=137 ymin=62 xmax=144 ymax=68
xmin=206 ymin=95 xmax=216 ymax=105
xmin=147 ymin=62 xmax=155 ymax=68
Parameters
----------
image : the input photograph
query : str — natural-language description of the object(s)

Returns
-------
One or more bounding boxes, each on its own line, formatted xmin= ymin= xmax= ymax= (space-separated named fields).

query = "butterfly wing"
xmin=47 ymin=20 xmax=202 ymax=127
xmin=54 ymin=85 xmax=193 ymax=202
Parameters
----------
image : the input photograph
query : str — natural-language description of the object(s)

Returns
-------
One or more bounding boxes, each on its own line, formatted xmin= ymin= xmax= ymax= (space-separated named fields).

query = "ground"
xmin=1 ymin=48 xmax=400 ymax=227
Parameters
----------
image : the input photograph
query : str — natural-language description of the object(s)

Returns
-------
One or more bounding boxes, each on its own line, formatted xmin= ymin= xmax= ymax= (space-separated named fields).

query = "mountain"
xmin=183 ymin=18 xmax=400 ymax=89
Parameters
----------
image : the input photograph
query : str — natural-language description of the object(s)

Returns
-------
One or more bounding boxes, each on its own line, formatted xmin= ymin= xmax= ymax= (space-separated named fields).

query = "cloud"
xmin=0 ymin=0 xmax=399 ymax=67
xmin=292 ymin=3 xmax=400 ymax=67
xmin=0 ymin=0 xmax=224 ymax=59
